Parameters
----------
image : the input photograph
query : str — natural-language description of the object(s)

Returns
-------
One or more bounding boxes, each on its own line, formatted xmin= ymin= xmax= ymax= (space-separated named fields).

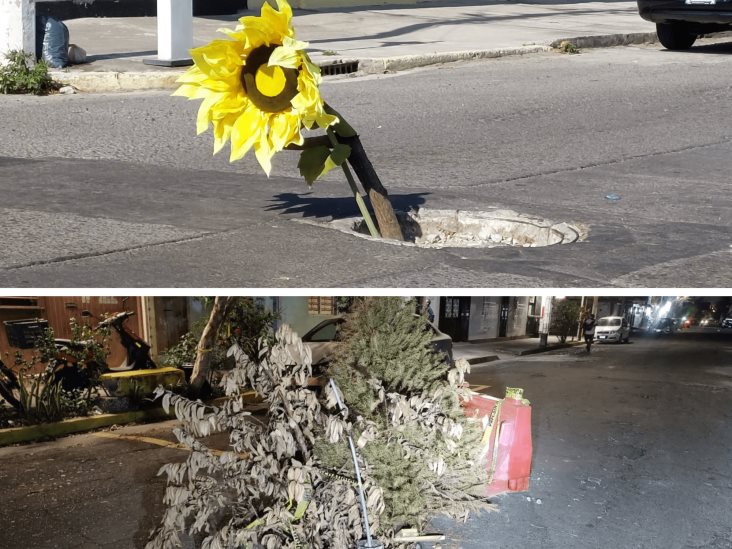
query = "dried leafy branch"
xmin=148 ymin=298 xmax=493 ymax=549
xmin=147 ymin=325 xmax=381 ymax=549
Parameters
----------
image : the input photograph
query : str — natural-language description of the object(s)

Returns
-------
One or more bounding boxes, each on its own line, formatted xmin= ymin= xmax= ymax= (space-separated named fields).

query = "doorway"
xmin=499 ymin=297 xmax=510 ymax=337
xmin=439 ymin=297 xmax=471 ymax=342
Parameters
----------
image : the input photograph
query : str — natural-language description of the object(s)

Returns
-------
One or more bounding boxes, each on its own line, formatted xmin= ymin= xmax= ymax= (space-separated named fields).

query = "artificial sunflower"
xmin=174 ymin=0 xmax=337 ymax=175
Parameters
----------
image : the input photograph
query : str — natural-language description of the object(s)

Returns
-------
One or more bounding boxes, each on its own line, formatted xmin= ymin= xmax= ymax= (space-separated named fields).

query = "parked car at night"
xmin=302 ymin=315 xmax=454 ymax=370
xmin=637 ymin=0 xmax=732 ymax=50
xmin=594 ymin=316 xmax=631 ymax=343
xmin=651 ymin=317 xmax=677 ymax=335
xmin=722 ymin=317 xmax=732 ymax=329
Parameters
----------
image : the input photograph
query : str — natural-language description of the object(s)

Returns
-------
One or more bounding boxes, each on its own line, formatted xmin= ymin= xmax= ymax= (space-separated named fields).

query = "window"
xmin=597 ymin=318 xmax=621 ymax=327
xmin=444 ymin=298 xmax=459 ymax=319
xmin=308 ymin=297 xmax=336 ymax=315
xmin=307 ymin=321 xmax=341 ymax=342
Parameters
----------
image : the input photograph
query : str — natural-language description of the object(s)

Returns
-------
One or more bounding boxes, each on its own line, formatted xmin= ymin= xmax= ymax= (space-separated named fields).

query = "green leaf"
xmin=330 ymin=143 xmax=351 ymax=165
xmin=298 ymin=144 xmax=352 ymax=184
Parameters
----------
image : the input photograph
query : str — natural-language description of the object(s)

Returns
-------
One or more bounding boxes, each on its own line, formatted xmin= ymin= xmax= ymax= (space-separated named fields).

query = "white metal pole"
xmin=0 ymin=0 xmax=36 ymax=61
xmin=144 ymin=0 xmax=193 ymax=67
xmin=539 ymin=296 xmax=553 ymax=348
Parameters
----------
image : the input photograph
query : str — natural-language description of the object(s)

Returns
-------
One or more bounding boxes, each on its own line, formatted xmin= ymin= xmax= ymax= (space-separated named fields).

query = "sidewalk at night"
xmin=50 ymin=0 xmax=658 ymax=91
xmin=453 ymin=335 xmax=583 ymax=364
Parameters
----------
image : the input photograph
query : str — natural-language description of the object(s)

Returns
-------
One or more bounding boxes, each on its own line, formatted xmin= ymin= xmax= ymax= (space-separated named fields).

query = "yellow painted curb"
xmin=0 ymin=392 xmax=263 ymax=447
xmin=93 ymin=432 xmax=249 ymax=459
xmin=100 ymin=367 xmax=185 ymax=397
xmin=0 ymin=408 xmax=173 ymax=447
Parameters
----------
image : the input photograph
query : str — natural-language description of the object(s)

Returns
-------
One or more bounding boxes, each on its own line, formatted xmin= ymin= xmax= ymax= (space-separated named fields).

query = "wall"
xmin=277 ymin=296 xmax=339 ymax=337
xmin=147 ymin=297 xmax=189 ymax=359
xmin=0 ymin=296 xmax=144 ymax=372
xmin=506 ymin=296 xmax=529 ymax=338
xmin=468 ymin=296 xmax=500 ymax=341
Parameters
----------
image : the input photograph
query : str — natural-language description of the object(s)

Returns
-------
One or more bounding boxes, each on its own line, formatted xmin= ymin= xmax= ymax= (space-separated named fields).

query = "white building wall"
xmin=506 ymin=296 xmax=530 ymax=338
xmin=468 ymin=296 xmax=500 ymax=340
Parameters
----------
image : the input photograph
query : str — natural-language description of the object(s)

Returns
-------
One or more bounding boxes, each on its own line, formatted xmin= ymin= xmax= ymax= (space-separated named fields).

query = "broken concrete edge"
xmin=47 ymin=33 xmax=654 ymax=93
xmin=0 ymin=394 xmax=261 ymax=447
xmin=549 ymin=32 xmax=658 ymax=50
xmin=47 ymin=70 xmax=182 ymax=93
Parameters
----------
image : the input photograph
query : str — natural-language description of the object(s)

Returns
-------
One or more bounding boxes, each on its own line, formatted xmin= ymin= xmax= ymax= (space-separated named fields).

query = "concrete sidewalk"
xmin=453 ymin=336 xmax=583 ymax=364
xmin=51 ymin=0 xmax=657 ymax=91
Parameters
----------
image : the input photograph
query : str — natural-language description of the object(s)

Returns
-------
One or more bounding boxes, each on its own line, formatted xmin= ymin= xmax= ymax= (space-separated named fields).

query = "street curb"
xmin=357 ymin=45 xmax=553 ymax=74
xmin=516 ymin=341 xmax=584 ymax=356
xmin=0 ymin=394 xmax=262 ymax=447
xmin=463 ymin=354 xmax=501 ymax=365
xmin=49 ymin=70 xmax=183 ymax=93
xmin=48 ymin=32 xmax=657 ymax=93
xmin=0 ymin=407 xmax=173 ymax=447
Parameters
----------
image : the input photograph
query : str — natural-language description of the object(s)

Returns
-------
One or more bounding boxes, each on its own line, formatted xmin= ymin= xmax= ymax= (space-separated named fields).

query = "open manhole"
xmin=314 ymin=208 xmax=587 ymax=248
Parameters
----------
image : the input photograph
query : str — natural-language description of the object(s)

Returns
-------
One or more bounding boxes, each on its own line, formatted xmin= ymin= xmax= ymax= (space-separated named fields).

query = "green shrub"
xmin=551 ymin=299 xmax=581 ymax=343
xmin=0 ymin=50 xmax=60 ymax=95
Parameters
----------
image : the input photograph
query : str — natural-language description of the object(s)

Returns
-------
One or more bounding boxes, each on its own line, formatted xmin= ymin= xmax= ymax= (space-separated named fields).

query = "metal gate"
xmin=439 ymin=297 xmax=471 ymax=342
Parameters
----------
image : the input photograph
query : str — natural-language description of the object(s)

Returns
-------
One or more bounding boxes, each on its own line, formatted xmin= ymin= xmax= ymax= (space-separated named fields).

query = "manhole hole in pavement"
xmin=306 ymin=208 xmax=588 ymax=248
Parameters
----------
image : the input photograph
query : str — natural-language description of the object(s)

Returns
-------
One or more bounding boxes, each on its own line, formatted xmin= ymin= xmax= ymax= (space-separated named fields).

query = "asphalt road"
xmin=0 ymin=42 xmax=731 ymax=286
xmin=1 ymin=329 xmax=730 ymax=548
xmin=435 ymin=328 xmax=732 ymax=548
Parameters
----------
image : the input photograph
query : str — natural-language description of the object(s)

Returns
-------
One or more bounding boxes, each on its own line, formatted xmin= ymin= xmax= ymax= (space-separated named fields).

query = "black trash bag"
xmin=39 ymin=16 xmax=69 ymax=68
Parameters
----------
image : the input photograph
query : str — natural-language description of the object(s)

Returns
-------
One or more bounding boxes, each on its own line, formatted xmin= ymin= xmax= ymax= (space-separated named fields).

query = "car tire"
xmin=656 ymin=22 xmax=697 ymax=50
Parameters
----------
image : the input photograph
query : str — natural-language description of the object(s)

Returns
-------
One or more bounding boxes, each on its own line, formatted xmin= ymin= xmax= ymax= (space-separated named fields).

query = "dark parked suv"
xmin=638 ymin=0 xmax=732 ymax=49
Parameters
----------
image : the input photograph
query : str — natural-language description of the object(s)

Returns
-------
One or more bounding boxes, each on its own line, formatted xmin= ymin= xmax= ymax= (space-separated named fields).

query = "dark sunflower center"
xmin=241 ymin=45 xmax=299 ymax=113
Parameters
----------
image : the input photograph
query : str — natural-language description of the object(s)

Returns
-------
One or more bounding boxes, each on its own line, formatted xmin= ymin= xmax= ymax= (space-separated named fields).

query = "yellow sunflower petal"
xmin=176 ymin=66 xmax=208 ymax=85
xmin=196 ymin=92 xmax=225 ymax=134
xmin=269 ymin=111 xmax=298 ymax=151
xmin=217 ymin=27 xmax=245 ymax=41
xmin=230 ymin=105 xmax=264 ymax=162
xmin=172 ymin=83 xmax=205 ymax=99
xmin=260 ymin=1 xmax=293 ymax=43
xmin=254 ymin=133 xmax=274 ymax=176
xmin=268 ymin=44 xmax=303 ymax=70
xmin=191 ymin=40 xmax=244 ymax=82
xmin=178 ymin=0 xmax=336 ymax=176
xmin=283 ymin=36 xmax=308 ymax=51
xmin=212 ymin=115 xmax=236 ymax=155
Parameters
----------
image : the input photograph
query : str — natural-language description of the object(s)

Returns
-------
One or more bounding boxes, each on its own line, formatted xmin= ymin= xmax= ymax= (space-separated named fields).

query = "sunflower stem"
xmin=325 ymin=104 xmax=404 ymax=241
xmin=327 ymin=128 xmax=380 ymax=239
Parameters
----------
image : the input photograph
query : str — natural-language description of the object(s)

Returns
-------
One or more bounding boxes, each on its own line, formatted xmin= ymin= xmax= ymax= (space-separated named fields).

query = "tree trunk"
xmin=189 ymin=297 xmax=234 ymax=398
xmin=341 ymin=135 xmax=405 ymax=241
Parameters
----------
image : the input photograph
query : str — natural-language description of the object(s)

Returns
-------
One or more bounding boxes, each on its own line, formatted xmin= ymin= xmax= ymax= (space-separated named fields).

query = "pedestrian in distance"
xmin=583 ymin=313 xmax=597 ymax=353
xmin=426 ymin=299 xmax=435 ymax=324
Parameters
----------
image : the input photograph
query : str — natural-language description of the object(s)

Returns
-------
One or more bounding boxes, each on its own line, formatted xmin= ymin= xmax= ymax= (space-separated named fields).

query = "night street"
xmin=1 ymin=42 xmax=731 ymax=287
xmin=2 ymin=328 xmax=731 ymax=549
